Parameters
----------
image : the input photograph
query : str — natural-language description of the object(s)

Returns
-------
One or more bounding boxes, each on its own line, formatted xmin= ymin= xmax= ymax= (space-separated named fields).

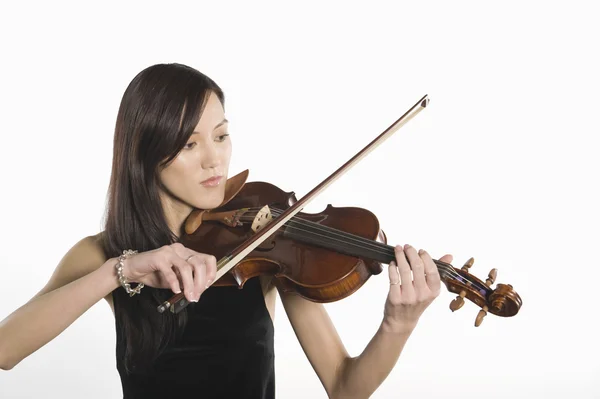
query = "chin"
xmin=191 ymin=188 xmax=226 ymax=210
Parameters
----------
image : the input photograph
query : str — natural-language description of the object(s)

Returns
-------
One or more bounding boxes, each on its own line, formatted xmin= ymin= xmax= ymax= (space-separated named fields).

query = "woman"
xmin=0 ymin=63 xmax=452 ymax=398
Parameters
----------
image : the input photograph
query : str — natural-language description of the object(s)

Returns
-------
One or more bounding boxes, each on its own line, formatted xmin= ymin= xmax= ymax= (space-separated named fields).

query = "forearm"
xmin=333 ymin=318 xmax=417 ymax=399
xmin=0 ymin=259 xmax=119 ymax=370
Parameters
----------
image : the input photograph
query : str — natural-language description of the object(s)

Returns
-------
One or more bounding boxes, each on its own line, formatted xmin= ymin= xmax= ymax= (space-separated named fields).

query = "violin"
xmin=156 ymin=95 xmax=523 ymax=326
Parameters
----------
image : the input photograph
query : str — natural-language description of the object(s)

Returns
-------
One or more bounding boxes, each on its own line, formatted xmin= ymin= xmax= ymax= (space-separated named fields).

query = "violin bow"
xmin=157 ymin=95 xmax=430 ymax=314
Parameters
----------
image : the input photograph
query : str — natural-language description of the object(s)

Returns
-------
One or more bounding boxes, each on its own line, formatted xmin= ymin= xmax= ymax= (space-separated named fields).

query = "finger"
xmin=404 ymin=244 xmax=426 ymax=291
xmin=435 ymin=254 xmax=453 ymax=283
xmin=420 ymin=249 xmax=441 ymax=291
xmin=203 ymin=255 xmax=217 ymax=287
xmin=190 ymin=260 xmax=207 ymax=298
xmin=160 ymin=263 xmax=182 ymax=295
xmin=187 ymin=253 xmax=217 ymax=287
xmin=394 ymin=245 xmax=413 ymax=296
xmin=172 ymin=245 xmax=209 ymax=299
xmin=169 ymin=254 xmax=196 ymax=302
xmin=387 ymin=261 xmax=400 ymax=286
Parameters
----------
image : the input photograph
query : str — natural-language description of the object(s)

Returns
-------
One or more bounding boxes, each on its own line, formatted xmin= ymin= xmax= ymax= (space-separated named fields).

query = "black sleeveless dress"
xmin=113 ymin=277 xmax=275 ymax=398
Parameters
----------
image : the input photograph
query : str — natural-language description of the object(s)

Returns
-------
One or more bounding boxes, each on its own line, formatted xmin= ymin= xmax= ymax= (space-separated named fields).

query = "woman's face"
xmin=159 ymin=91 xmax=232 ymax=212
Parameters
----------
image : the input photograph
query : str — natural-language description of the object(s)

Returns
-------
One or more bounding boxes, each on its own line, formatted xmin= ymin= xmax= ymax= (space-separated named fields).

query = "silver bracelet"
xmin=115 ymin=249 xmax=144 ymax=297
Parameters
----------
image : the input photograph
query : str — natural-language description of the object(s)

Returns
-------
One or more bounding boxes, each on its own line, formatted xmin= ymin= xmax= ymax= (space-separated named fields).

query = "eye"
xmin=184 ymin=142 xmax=197 ymax=150
xmin=217 ymin=134 xmax=230 ymax=142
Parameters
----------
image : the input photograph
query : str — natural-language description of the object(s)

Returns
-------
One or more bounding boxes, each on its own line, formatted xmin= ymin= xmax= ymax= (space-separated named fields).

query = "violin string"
xmin=238 ymin=207 xmax=445 ymax=266
xmin=232 ymin=207 xmax=485 ymax=291
xmin=277 ymin=215 xmax=466 ymax=285
xmin=237 ymin=208 xmax=464 ymax=282
xmin=242 ymin=207 xmax=396 ymax=252
xmin=263 ymin=207 xmax=476 ymax=284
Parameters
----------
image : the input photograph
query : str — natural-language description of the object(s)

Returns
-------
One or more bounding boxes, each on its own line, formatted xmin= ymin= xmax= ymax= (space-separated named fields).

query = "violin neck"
xmin=281 ymin=216 xmax=449 ymax=271
xmin=283 ymin=225 xmax=406 ymax=265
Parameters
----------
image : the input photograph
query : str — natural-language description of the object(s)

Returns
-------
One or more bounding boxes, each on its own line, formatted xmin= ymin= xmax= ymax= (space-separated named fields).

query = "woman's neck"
xmin=160 ymin=193 xmax=193 ymax=239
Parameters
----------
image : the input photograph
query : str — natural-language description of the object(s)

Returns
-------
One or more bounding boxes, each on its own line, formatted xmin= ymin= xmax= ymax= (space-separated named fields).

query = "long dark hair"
xmin=101 ymin=63 xmax=224 ymax=373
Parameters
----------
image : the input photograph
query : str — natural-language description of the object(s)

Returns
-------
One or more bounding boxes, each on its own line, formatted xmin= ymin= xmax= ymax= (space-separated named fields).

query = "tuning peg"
xmin=461 ymin=257 xmax=474 ymax=272
xmin=475 ymin=305 xmax=489 ymax=327
xmin=449 ymin=290 xmax=466 ymax=312
xmin=485 ymin=268 xmax=498 ymax=287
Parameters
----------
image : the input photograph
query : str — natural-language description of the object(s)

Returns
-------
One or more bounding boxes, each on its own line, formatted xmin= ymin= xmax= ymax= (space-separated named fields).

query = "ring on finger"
xmin=186 ymin=255 xmax=195 ymax=262
xmin=390 ymin=280 xmax=400 ymax=285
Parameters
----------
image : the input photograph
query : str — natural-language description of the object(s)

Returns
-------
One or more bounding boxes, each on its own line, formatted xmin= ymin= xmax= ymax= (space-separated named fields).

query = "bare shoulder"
xmin=32 ymin=232 xmax=114 ymax=311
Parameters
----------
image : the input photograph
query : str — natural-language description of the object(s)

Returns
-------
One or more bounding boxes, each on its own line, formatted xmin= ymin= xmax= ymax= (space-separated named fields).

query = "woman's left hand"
xmin=383 ymin=244 xmax=453 ymax=332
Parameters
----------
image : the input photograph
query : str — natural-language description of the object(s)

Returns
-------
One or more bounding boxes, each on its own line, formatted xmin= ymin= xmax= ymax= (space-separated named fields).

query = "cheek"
xmin=221 ymin=141 xmax=232 ymax=159
xmin=160 ymin=161 xmax=196 ymax=193
xmin=225 ymin=143 xmax=233 ymax=168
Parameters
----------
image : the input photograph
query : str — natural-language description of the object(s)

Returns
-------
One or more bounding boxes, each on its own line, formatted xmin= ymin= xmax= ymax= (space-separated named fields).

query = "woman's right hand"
xmin=120 ymin=243 xmax=217 ymax=302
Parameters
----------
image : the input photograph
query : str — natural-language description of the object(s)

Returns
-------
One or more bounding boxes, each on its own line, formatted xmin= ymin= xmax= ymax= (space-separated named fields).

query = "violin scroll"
xmin=437 ymin=257 xmax=522 ymax=326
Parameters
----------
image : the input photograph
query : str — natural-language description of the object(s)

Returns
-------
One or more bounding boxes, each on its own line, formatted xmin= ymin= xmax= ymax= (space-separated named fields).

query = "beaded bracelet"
xmin=115 ymin=249 xmax=144 ymax=296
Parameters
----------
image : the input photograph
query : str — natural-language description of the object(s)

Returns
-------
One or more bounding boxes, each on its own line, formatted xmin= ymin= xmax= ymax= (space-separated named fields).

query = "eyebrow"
xmin=192 ymin=118 xmax=228 ymax=135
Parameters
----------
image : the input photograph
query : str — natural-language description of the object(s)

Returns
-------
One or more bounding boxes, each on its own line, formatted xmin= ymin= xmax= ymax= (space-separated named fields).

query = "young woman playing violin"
xmin=0 ymin=63 xmax=453 ymax=398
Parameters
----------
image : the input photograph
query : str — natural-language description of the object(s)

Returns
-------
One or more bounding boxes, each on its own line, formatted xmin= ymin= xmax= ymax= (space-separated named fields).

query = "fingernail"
xmin=207 ymin=279 xmax=213 ymax=286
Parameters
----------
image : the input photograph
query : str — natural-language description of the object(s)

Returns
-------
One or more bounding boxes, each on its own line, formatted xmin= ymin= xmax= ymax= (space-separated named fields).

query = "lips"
xmin=200 ymin=176 xmax=223 ymax=186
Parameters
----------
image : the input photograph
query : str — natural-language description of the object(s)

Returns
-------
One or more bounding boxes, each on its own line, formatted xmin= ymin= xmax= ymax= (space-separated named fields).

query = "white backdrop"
xmin=1 ymin=1 xmax=598 ymax=398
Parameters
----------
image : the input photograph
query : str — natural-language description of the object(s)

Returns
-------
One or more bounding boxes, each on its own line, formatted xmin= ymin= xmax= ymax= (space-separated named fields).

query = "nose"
xmin=201 ymin=142 xmax=221 ymax=170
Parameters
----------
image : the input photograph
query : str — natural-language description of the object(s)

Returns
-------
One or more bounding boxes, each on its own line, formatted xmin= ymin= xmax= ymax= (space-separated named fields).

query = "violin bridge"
xmin=251 ymin=205 xmax=273 ymax=233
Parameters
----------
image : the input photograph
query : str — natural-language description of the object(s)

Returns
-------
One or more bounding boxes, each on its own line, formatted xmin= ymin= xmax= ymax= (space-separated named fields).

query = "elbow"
xmin=328 ymin=357 xmax=370 ymax=399
xmin=0 ymin=354 xmax=16 ymax=371
xmin=0 ymin=324 xmax=23 ymax=371
xmin=0 ymin=351 xmax=20 ymax=371
xmin=330 ymin=387 xmax=372 ymax=399
xmin=0 ymin=341 xmax=17 ymax=371
xmin=329 ymin=356 xmax=351 ymax=398
xmin=0 ymin=362 xmax=15 ymax=371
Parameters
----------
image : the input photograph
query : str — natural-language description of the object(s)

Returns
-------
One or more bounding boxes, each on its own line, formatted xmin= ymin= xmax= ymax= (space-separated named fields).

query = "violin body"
xmin=181 ymin=180 xmax=387 ymax=303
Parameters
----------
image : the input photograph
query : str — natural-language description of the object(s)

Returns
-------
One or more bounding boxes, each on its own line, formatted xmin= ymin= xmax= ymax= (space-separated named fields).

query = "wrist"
xmin=115 ymin=250 xmax=144 ymax=296
xmin=381 ymin=315 xmax=418 ymax=335
xmin=119 ymin=257 xmax=137 ymax=282
xmin=101 ymin=258 xmax=123 ymax=291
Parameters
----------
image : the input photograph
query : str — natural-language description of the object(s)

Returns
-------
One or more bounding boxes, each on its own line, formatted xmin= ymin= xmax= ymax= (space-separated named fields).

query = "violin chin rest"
xmin=184 ymin=169 xmax=250 ymax=235
xmin=219 ymin=169 xmax=249 ymax=208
